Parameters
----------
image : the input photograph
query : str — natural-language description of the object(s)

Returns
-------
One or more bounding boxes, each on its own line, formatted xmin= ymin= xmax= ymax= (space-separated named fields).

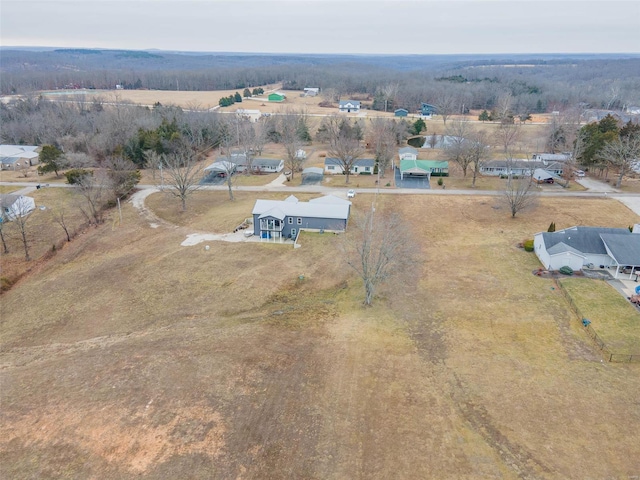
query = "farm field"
xmin=1 ymin=190 xmax=639 ymax=479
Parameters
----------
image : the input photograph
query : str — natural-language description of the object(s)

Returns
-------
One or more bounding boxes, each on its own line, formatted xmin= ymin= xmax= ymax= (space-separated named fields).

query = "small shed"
xmin=394 ymin=108 xmax=408 ymax=117
xmin=268 ymin=93 xmax=286 ymax=102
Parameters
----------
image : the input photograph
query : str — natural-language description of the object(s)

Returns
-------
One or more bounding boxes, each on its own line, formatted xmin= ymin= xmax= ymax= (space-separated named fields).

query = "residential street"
xmin=3 ymin=179 xmax=640 ymax=216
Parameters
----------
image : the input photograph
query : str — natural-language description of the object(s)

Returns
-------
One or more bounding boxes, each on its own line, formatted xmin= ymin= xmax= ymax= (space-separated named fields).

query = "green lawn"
xmin=559 ymin=278 xmax=640 ymax=355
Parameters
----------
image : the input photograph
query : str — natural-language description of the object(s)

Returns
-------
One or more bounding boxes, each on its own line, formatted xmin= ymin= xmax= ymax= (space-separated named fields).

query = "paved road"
xmin=3 ymin=180 xmax=640 ymax=215
xmin=575 ymin=177 xmax=621 ymax=193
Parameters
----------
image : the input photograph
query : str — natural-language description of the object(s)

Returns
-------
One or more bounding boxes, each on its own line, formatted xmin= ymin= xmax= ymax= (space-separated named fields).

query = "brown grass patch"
xmin=1 ymin=190 xmax=639 ymax=479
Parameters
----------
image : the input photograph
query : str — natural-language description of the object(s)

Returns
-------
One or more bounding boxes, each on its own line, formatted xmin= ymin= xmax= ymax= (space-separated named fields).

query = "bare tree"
xmin=160 ymin=150 xmax=204 ymax=211
xmin=328 ymin=131 xmax=365 ymax=184
xmin=251 ymin=120 xmax=268 ymax=156
xmin=382 ymin=83 xmax=399 ymax=112
xmin=51 ymin=204 xmax=72 ymax=242
xmin=236 ymin=116 xmax=256 ymax=173
xmin=467 ymin=131 xmax=491 ymax=188
xmin=494 ymin=92 xmax=513 ymax=122
xmin=598 ymin=134 xmax=640 ymax=188
xmin=443 ymin=120 xmax=473 ymax=176
xmin=218 ymin=129 xmax=238 ymax=200
xmin=75 ymin=171 xmax=112 ymax=225
xmin=433 ymin=90 xmax=458 ymax=125
xmin=493 ymin=122 xmax=521 ymax=153
xmin=503 ymin=165 xmax=538 ymax=217
xmin=279 ymin=110 xmax=304 ymax=179
xmin=342 ymin=208 xmax=417 ymax=306
xmin=0 ymin=215 xmax=9 ymax=254
xmin=367 ymin=118 xmax=396 ymax=178
xmin=106 ymin=156 xmax=141 ymax=199
xmin=10 ymin=196 xmax=35 ymax=261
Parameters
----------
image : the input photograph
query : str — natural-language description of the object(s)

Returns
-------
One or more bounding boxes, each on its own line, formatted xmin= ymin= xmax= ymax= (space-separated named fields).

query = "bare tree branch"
xmin=341 ymin=208 xmax=418 ymax=306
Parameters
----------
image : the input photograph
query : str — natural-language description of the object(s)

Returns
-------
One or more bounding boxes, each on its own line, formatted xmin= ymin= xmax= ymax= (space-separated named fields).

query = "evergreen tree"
xmin=411 ymin=118 xmax=426 ymax=135
xmin=478 ymin=110 xmax=490 ymax=122
xmin=234 ymin=92 xmax=242 ymax=103
xmin=37 ymin=145 xmax=66 ymax=177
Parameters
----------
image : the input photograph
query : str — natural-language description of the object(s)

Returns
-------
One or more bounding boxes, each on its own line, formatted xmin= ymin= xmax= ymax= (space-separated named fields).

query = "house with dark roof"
xmin=394 ymin=108 xmax=408 ymax=117
xmin=339 ymin=100 xmax=361 ymax=113
xmin=534 ymin=226 xmax=640 ymax=278
xmin=420 ymin=103 xmax=436 ymax=117
xmin=251 ymin=194 xmax=351 ymax=241
xmin=324 ymin=157 xmax=375 ymax=175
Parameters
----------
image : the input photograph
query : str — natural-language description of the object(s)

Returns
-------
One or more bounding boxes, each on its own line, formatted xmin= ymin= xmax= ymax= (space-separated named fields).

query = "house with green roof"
xmin=268 ymin=92 xmax=286 ymax=102
xmin=398 ymin=159 xmax=448 ymax=179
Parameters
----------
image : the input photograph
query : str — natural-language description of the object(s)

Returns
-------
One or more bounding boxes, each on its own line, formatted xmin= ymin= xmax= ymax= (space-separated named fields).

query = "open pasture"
xmin=1 ymin=190 xmax=639 ymax=479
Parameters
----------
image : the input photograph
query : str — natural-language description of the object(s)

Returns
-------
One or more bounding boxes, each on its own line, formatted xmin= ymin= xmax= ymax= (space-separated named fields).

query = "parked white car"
xmin=347 ymin=189 xmax=356 ymax=198
xmin=574 ymin=170 xmax=585 ymax=177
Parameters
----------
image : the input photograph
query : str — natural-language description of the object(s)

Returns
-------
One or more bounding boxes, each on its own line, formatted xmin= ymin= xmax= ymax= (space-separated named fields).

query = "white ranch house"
xmin=324 ymin=157 xmax=375 ymax=175
xmin=534 ymin=225 xmax=640 ymax=279
xmin=339 ymin=100 xmax=361 ymax=113
xmin=480 ymin=160 xmax=563 ymax=177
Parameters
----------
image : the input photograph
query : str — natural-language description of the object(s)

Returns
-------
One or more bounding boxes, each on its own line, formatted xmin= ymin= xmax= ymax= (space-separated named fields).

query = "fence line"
xmin=554 ymin=279 xmax=640 ymax=363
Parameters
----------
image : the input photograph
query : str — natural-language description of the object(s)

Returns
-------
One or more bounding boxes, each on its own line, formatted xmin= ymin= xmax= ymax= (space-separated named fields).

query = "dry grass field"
xmin=559 ymin=278 xmax=640 ymax=354
xmin=1 ymin=187 xmax=639 ymax=479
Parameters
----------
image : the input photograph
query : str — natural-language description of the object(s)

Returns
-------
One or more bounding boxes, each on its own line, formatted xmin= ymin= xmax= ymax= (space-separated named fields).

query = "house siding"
xmin=253 ymin=214 xmax=346 ymax=238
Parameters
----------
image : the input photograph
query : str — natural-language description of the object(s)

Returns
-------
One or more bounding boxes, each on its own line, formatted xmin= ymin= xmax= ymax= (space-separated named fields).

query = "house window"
xmin=291 ymin=228 xmax=297 ymax=238
xmin=297 ymin=218 xmax=302 ymax=225
xmin=288 ymin=217 xmax=293 ymax=224
xmin=328 ymin=165 xmax=335 ymax=170
xmin=365 ymin=167 xmax=370 ymax=172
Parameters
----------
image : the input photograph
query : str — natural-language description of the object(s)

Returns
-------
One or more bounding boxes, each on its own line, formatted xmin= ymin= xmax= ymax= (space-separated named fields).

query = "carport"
xmin=601 ymin=233 xmax=640 ymax=279
xmin=301 ymin=167 xmax=323 ymax=185
xmin=202 ymin=160 xmax=235 ymax=184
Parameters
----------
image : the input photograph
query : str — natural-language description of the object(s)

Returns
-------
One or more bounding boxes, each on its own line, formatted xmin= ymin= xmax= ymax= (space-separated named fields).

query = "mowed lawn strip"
xmin=559 ymin=278 xmax=640 ymax=354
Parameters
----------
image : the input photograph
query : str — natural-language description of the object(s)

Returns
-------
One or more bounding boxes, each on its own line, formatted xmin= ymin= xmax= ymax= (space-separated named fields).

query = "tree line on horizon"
xmin=2 ymin=52 xmax=639 ymax=117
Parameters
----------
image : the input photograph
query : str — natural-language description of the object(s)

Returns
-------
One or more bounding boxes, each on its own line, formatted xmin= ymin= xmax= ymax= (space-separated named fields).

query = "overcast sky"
xmin=2 ymin=0 xmax=639 ymax=55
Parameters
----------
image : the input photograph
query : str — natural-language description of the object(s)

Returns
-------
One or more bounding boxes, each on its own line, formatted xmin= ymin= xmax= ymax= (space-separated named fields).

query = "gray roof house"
xmin=0 ymin=145 xmax=40 ymax=170
xmin=324 ymin=157 xmax=375 ymax=175
xmin=533 ymin=226 xmax=640 ymax=278
xmin=0 ymin=194 xmax=36 ymax=221
xmin=531 ymin=153 xmax=572 ymax=162
xmin=398 ymin=147 xmax=418 ymax=161
xmin=339 ymin=100 xmax=361 ymax=113
xmin=480 ymin=160 xmax=564 ymax=177
xmin=252 ymin=195 xmax=351 ymax=241
xmin=218 ymin=155 xmax=284 ymax=173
